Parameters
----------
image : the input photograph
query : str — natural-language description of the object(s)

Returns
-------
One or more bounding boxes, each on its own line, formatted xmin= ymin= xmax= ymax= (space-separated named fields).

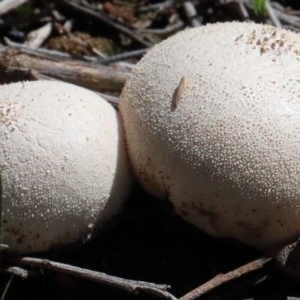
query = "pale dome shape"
xmin=0 ymin=80 xmax=133 ymax=253
xmin=120 ymin=22 xmax=300 ymax=251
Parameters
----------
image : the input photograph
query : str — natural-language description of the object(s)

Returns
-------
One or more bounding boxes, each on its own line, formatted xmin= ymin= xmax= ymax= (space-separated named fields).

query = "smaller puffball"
xmin=0 ymin=80 xmax=133 ymax=253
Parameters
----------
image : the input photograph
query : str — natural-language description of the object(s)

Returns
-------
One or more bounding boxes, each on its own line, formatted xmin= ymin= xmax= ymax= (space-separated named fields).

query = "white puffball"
xmin=0 ymin=80 xmax=133 ymax=253
xmin=120 ymin=22 xmax=300 ymax=251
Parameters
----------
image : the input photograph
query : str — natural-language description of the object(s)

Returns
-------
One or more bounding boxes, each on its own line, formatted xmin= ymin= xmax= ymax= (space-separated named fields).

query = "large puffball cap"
xmin=0 ymin=80 xmax=133 ymax=253
xmin=120 ymin=22 xmax=300 ymax=251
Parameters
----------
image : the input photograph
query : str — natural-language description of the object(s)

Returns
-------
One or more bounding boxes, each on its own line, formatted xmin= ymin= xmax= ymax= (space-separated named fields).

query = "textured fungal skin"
xmin=0 ymin=81 xmax=132 ymax=253
xmin=119 ymin=22 xmax=300 ymax=251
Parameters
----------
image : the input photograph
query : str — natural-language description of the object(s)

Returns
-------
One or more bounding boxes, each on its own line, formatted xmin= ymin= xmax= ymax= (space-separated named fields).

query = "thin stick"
xmin=271 ymin=2 xmax=300 ymax=29
xmin=60 ymin=0 xmax=152 ymax=47
xmin=238 ymin=0 xmax=250 ymax=19
xmin=265 ymin=0 xmax=282 ymax=28
xmin=182 ymin=2 xmax=202 ymax=27
xmin=179 ymin=257 xmax=272 ymax=300
xmin=139 ymin=20 xmax=184 ymax=37
xmin=5 ymin=37 xmax=138 ymax=68
xmin=15 ymin=257 xmax=178 ymax=300
xmin=0 ymin=274 xmax=13 ymax=300
xmin=0 ymin=0 xmax=29 ymax=16
xmin=96 ymin=48 xmax=148 ymax=65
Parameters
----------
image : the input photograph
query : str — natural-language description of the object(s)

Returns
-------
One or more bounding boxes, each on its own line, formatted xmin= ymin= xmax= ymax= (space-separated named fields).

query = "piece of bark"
xmin=0 ymin=45 xmax=129 ymax=93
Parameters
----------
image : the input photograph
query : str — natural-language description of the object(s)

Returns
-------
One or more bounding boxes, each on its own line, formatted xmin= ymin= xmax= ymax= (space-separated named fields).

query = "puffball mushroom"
xmin=119 ymin=22 xmax=300 ymax=251
xmin=0 ymin=80 xmax=132 ymax=253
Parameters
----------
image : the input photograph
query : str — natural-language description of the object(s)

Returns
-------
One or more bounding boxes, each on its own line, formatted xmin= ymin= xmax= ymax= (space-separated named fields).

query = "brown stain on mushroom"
xmin=137 ymin=157 xmax=171 ymax=199
xmin=4 ymin=224 xmax=88 ymax=251
xmin=196 ymin=207 xmax=221 ymax=231
xmin=236 ymin=218 xmax=270 ymax=240
xmin=0 ymin=102 xmax=20 ymax=129
xmin=234 ymin=27 xmax=297 ymax=59
xmin=171 ymin=76 xmax=186 ymax=112
xmin=178 ymin=200 xmax=222 ymax=232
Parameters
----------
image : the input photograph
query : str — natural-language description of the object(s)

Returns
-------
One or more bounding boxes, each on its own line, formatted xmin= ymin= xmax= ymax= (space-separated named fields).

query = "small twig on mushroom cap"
xmin=179 ymin=257 xmax=272 ymax=300
xmin=12 ymin=257 xmax=178 ymax=300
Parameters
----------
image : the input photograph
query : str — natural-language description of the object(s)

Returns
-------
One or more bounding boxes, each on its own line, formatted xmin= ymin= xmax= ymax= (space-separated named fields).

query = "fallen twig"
xmin=179 ymin=257 xmax=272 ymax=300
xmin=0 ymin=45 xmax=129 ymax=93
xmin=237 ymin=0 xmax=250 ymax=19
xmin=4 ymin=37 xmax=137 ymax=69
xmin=96 ymin=48 xmax=148 ymax=65
xmin=183 ymin=2 xmax=202 ymax=27
xmin=265 ymin=0 xmax=282 ymax=28
xmin=13 ymin=257 xmax=178 ymax=300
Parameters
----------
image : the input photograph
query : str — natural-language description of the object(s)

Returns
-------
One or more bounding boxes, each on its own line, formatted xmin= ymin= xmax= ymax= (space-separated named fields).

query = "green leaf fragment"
xmin=251 ymin=0 xmax=266 ymax=17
